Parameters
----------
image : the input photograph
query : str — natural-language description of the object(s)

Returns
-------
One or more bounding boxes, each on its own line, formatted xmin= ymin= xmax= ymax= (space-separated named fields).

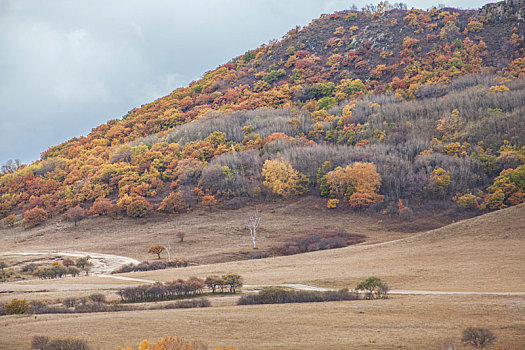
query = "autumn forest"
xmin=1 ymin=1 xmax=525 ymax=227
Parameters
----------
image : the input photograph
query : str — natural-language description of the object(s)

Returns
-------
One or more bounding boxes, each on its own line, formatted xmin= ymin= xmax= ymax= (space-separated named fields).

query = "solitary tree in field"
xmin=67 ymin=205 xmax=87 ymax=226
xmin=176 ymin=231 xmax=186 ymax=243
xmin=461 ymin=328 xmax=496 ymax=349
xmin=243 ymin=210 xmax=262 ymax=249
xmin=148 ymin=245 xmax=166 ymax=259
xmin=356 ymin=277 xmax=383 ymax=300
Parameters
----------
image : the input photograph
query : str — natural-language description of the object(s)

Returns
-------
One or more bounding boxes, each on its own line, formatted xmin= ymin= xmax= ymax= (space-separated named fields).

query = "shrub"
xmin=73 ymin=303 xmax=129 ymax=313
xmin=32 ymin=337 xmax=91 ymax=350
xmin=247 ymin=251 xmax=270 ymax=259
xmin=63 ymin=297 xmax=77 ymax=308
xmin=112 ymin=260 xmax=187 ymax=274
xmin=467 ymin=20 xmax=483 ymax=32
xmin=123 ymin=336 xmax=208 ymax=350
xmin=3 ymin=214 xmax=16 ymax=227
xmin=126 ymin=197 xmax=153 ymax=217
xmin=31 ymin=335 xmax=50 ymax=350
xmin=238 ymin=288 xmax=358 ymax=305
xmin=22 ymin=207 xmax=48 ymax=228
xmin=327 ymin=198 xmax=339 ymax=209
xmin=88 ymin=293 xmax=106 ymax=303
xmin=6 ymin=298 xmax=29 ymax=314
xmin=28 ymin=300 xmax=47 ymax=314
xmin=275 ymin=231 xmax=365 ymax=255
xmin=160 ymin=298 xmax=211 ymax=309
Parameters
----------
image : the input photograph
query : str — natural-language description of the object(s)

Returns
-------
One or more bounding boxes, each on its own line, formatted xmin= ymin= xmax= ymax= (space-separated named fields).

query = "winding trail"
xmin=2 ymin=251 xmax=524 ymax=296
xmin=0 ymin=250 xmax=140 ymax=275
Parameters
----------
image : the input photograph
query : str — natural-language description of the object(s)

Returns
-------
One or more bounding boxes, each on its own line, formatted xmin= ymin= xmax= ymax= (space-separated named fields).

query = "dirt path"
xmin=243 ymin=284 xmax=525 ymax=296
xmin=0 ymin=250 xmax=140 ymax=275
xmin=2 ymin=251 xmax=524 ymax=296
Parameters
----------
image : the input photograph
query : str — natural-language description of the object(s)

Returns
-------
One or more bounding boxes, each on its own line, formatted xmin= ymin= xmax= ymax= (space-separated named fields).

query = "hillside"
xmin=1 ymin=0 xmax=525 ymax=227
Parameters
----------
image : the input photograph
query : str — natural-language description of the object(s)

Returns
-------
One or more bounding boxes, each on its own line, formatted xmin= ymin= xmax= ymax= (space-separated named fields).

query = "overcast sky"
xmin=0 ymin=0 xmax=493 ymax=165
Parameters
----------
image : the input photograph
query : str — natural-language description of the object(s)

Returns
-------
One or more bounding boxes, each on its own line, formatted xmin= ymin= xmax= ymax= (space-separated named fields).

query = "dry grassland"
xmin=1 ymin=295 xmax=523 ymax=349
xmin=124 ymin=204 xmax=525 ymax=292
xmin=0 ymin=203 xmax=524 ymax=349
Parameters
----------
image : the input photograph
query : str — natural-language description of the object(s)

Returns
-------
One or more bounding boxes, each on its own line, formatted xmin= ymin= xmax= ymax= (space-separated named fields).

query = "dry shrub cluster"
xmin=238 ymin=288 xmax=358 ymax=305
xmin=112 ymin=259 xmax=188 ymax=274
xmin=275 ymin=231 xmax=366 ymax=255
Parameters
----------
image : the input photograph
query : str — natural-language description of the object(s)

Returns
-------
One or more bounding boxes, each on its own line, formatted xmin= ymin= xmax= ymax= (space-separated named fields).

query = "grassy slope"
xmin=1 ymin=197 xmax=442 ymax=264
xmin=1 ymin=204 xmax=523 ymax=349
xmin=124 ymin=203 xmax=525 ymax=292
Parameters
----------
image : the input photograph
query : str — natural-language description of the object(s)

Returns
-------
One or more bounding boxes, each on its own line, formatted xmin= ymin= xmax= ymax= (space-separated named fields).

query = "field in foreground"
xmin=0 ymin=204 xmax=524 ymax=349
xmin=1 ymin=295 xmax=523 ymax=349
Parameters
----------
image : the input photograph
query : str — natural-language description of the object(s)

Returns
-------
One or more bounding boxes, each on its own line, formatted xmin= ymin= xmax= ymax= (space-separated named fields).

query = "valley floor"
xmin=0 ymin=203 xmax=524 ymax=349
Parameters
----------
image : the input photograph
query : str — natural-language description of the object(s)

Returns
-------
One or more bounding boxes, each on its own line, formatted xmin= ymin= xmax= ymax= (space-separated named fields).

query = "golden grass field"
xmin=0 ymin=201 xmax=524 ymax=349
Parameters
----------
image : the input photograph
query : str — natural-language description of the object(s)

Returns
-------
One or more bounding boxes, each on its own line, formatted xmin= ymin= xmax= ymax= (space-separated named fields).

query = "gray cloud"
xmin=0 ymin=0 xmax=492 ymax=165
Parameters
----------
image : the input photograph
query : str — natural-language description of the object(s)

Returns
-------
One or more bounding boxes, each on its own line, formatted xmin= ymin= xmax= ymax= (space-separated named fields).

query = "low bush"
xmin=274 ymin=231 xmax=366 ymax=255
xmin=247 ymin=251 xmax=270 ymax=259
xmin=6 ymin=298 xmax=29 ymax=314
xmin=112 ymin=259 xmax=188 ymax=274
xmin=88 ymin=293 xmax=106 ymax=303
xmin=160 ymin=298 xmax=211 ymax=309
xmin=74 ymin=303 xmax=130 ymax=313
xmin=30 ymin=336 xmax=91 ymax=350
xmin=238 ymin=288 xmax=358 ymax=305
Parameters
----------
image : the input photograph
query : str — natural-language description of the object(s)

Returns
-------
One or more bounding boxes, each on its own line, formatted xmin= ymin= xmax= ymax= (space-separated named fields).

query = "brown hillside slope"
xmin=129 ymin=203 xmax=525 ymax=292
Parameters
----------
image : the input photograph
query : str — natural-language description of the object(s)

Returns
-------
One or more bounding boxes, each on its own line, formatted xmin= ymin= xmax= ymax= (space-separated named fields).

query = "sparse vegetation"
xmin=238 ymin=288 xmax=358 ymax=305
xmin=5 ymin=298 xmax=29 ymax=314
xmin=30 ymin=336 xmax=91 ymax=350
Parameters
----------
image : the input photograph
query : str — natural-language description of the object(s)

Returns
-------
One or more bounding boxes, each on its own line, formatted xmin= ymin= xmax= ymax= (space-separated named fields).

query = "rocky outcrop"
xmin=477 ymin=0 xmax=525 ymax=22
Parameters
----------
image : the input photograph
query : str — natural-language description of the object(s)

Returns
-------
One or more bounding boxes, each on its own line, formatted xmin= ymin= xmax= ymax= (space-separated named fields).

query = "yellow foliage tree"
xmin=322 ymin=162 xmax=383 ymax=209
xmin=262 ymin=159 xmax=300 ymax=197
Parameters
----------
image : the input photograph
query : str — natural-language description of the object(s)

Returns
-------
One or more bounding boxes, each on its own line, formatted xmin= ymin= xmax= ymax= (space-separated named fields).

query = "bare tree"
xmin=165 ymin=240 xmax=172 ymax=263
xmin=461 ymin=328 xmax=496 ymax=350
xmin=243 ymin=210 xmax=262 ymax=249
xmin=1 ymin=159 xmax=21 ymax=174
xmin=67 ymin=206 xmax=87 ymax=226
xmin=176 ymin=231 xmax=186 ymax=243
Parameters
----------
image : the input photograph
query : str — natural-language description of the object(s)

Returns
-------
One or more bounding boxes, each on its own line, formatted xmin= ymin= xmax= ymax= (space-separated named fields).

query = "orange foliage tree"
xmin=158 ymin=192 xmax=187 ymax=214
xmin=321 ymin=162 xmax=383 ymax=209
xmin=22 ymin=207 xmax=48 ymax=228
xmin=148 ymin=245 xmax=166 ymax=259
